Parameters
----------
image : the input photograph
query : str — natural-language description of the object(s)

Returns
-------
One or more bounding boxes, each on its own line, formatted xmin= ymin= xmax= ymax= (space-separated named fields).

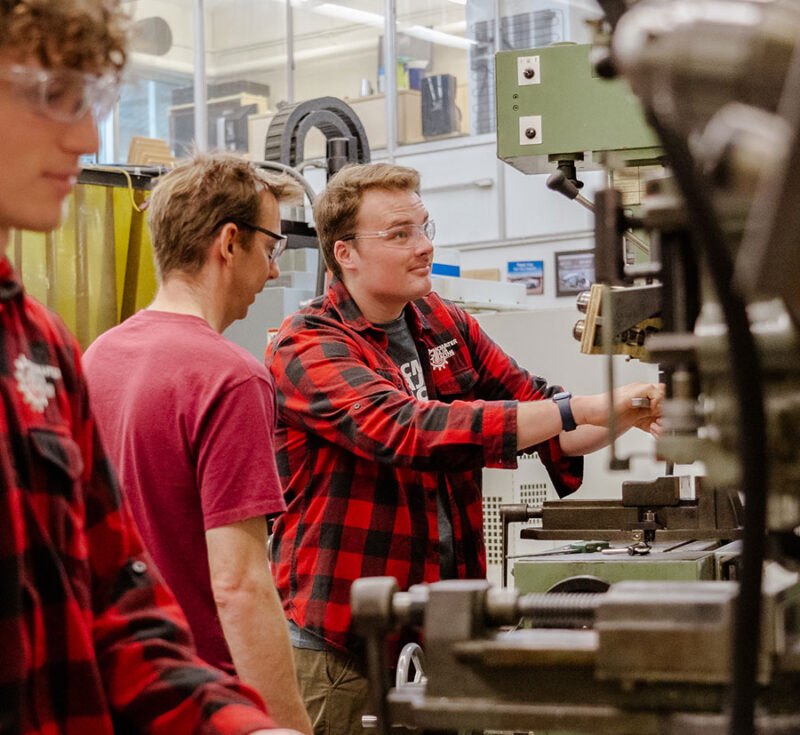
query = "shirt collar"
xmin=327 ymin=278 xmax=432 ymax=337
xmin=404 ymin=298 xmax=431 ymax=339
xmin=0 ymin=257 xmax=24 ymax=301
xmin=327 ymin=278 xmax=374 ymax=333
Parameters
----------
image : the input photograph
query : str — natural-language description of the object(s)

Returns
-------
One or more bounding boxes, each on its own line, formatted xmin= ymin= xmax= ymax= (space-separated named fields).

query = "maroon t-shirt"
xmin=83 ymin=310 xmax=286 ymax=672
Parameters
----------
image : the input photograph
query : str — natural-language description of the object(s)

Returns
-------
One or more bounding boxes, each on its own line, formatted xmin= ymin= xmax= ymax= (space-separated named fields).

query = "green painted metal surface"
xmin=496 ymin=44 xmax=660 ymax=174
xmin=513 ymin=551 xmax=716 ymax=594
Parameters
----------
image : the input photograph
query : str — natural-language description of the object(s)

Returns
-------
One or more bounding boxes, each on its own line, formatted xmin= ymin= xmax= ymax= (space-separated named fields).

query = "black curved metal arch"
xmin=263 ymin=96 xmax=371 ymax=167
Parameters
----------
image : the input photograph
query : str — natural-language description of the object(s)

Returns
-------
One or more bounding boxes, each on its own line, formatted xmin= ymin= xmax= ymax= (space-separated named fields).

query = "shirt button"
xmin=353 ymin=403 xmax=361 ymax=409
xmin=131 ymin=560 xmax=148 ymax=574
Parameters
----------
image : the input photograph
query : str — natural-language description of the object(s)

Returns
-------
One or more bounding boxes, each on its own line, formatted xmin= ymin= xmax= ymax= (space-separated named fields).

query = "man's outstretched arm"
xmin=517 ymin=381 xmax=663 ymax=454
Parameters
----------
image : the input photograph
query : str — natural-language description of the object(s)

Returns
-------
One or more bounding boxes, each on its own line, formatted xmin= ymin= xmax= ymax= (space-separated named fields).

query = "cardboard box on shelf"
xmin=461 ymin=268 xmax=501 ymax=281
xmin=345 ymin=90 xmax=424 ymax=149
xmin=127 ymin=136 xmax=175 ymax=166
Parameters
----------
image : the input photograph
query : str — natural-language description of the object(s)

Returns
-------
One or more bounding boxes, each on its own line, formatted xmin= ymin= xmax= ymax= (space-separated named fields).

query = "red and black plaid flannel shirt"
xmin=266 ymin=279 xmax=583 ymax=653
xmin=0 ymin=258 xmax=276 ymax=735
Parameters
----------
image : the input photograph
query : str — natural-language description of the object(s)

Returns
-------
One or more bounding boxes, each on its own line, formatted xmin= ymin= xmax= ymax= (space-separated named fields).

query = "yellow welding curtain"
xmin=8 ymin=183 xmax=158 ymax=351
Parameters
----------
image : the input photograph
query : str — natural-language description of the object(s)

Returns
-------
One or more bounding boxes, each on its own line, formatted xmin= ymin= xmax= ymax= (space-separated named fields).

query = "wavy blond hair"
xmin=147 ymin=151 xmax=304 ymax=280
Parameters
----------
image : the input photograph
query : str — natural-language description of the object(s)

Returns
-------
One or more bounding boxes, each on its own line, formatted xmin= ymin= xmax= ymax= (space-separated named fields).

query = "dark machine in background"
xmin=467 ymin=6 xmax=568 ymax=136
xmin=352 ymin=2 xmax=800 ymax=734
xmin=421 ymin=74 xmax=459 ymax=138
xmin=169 ymin=80 xmax=271 ymax=156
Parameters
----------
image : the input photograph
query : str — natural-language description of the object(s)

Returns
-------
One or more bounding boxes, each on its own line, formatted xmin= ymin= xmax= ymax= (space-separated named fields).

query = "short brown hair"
xmin=147 ymin=151 xmax=303 ymax=280
xmin=313 ymin=163 xmax=420 ymax=280
xmin=0 ymin=0 xmax=129 ymax=74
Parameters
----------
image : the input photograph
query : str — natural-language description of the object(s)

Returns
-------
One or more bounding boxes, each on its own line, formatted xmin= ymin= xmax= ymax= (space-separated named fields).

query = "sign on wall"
xmin=507 ymin=259 xmax=544 ymax=295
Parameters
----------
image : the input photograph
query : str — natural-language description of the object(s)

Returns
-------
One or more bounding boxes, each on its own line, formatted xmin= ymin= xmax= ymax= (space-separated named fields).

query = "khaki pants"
xmin=293 ymin=646 xmax=371 ymax=735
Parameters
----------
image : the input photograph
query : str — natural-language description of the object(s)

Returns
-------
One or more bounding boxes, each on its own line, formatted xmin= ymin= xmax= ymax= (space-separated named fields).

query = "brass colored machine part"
xmin=575 ymin=282 xmax=661 ymax=360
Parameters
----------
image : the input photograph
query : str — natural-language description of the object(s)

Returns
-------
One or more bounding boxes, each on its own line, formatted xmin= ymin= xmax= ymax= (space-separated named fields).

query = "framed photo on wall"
xmin=555 ymin=249 xmax=595 ymax=297
xmin=507 ymin=260 xmax=544 ymax=295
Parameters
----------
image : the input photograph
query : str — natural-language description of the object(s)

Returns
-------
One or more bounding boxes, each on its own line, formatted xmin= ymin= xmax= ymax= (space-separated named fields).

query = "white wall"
xmin=454 ymin=165 xmax=604 ymax=310
xmin=474 ymin=308 xmax=668 ymax=502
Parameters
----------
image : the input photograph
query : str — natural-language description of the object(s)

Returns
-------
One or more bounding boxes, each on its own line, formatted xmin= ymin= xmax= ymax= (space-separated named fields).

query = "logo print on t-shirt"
xmin=14 ymin=354 xmax=61 ymax=412
xmin=428 ymin=338 xmax=458 ymax=371
xmin=401 ymin=359 xmax=428 ymax=400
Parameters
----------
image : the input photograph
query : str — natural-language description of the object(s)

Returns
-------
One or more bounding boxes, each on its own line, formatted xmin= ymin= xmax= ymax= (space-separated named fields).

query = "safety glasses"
xmin=0 ymin=64 xmax=119 ymax=123
xmin=340 ymin=220 xmax=436 ymax=248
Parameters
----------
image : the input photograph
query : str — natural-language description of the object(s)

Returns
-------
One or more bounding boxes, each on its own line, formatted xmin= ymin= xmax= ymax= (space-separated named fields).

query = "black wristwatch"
xmin=552 ymin=391 xmax=577 ymax=432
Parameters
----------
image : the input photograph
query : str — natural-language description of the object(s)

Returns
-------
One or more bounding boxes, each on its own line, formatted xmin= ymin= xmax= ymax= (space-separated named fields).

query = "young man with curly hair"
xmin=0 ymin=2 xmax=301 ymax=734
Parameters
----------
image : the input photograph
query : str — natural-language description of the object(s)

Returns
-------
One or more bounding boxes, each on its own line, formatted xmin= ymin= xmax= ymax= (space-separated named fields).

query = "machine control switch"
xmin=517 ymin=55 xmax=540 ymax=86
xmin=519 ymin=115 xmax=542 ymax=146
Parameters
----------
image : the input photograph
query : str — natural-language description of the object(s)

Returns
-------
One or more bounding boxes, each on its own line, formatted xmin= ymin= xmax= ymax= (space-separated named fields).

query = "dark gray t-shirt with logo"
xmin=378 ymin=314 xmax=456 ymax=580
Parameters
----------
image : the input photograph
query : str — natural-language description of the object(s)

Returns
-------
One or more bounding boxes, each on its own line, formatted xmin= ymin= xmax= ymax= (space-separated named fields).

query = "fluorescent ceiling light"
xmin=403 ymin=24 xmax=474 ymax=49
xmin=300 ymin=2 xmax=384 ymax=27
xmin=131 ymin=36 xmax=379 ymax=77
xmin=291 ymin=0 xmax=474 ymax=50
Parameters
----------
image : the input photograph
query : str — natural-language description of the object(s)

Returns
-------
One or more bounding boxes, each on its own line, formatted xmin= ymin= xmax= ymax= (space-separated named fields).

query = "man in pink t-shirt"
xmin=84 ymin=153 xmax=312 ymax=735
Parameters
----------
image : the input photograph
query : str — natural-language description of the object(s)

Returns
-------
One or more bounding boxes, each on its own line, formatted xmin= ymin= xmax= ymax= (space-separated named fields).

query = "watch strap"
xmin=553 ymin=391 xmax=577 ymax=432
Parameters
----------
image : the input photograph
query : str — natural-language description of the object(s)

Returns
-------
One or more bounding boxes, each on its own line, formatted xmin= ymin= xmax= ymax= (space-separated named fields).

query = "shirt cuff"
xmin=481 ymin=400 xmax=519 ymax=469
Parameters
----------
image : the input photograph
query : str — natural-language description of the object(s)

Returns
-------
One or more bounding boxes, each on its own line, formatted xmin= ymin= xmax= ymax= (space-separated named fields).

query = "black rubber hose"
xmin=594 ymin=0 xmax=628 ymax=30
xmin=645 ymin=114 xmax=768 ymax=735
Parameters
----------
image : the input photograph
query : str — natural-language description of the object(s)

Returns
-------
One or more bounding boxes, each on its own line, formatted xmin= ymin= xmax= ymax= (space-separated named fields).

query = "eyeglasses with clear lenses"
xmin=340 ymin=219 xmax=436 ymax=248
xmin=0 ymin=64 xmax=120 ymax=123
xmin=231 ymin=221 xmax=288 ymax=263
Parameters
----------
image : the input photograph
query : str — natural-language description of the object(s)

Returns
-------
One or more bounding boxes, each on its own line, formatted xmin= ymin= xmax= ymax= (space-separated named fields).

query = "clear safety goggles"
xmin=0 ymin=64 xmax=120 ymax=123
xmin=340 ymin=219 xmax=436 ymax=248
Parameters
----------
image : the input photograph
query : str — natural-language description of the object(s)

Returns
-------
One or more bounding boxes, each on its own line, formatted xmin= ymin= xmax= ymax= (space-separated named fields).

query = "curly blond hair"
xmin=0 ymin=0 xmax=129 ymax=74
